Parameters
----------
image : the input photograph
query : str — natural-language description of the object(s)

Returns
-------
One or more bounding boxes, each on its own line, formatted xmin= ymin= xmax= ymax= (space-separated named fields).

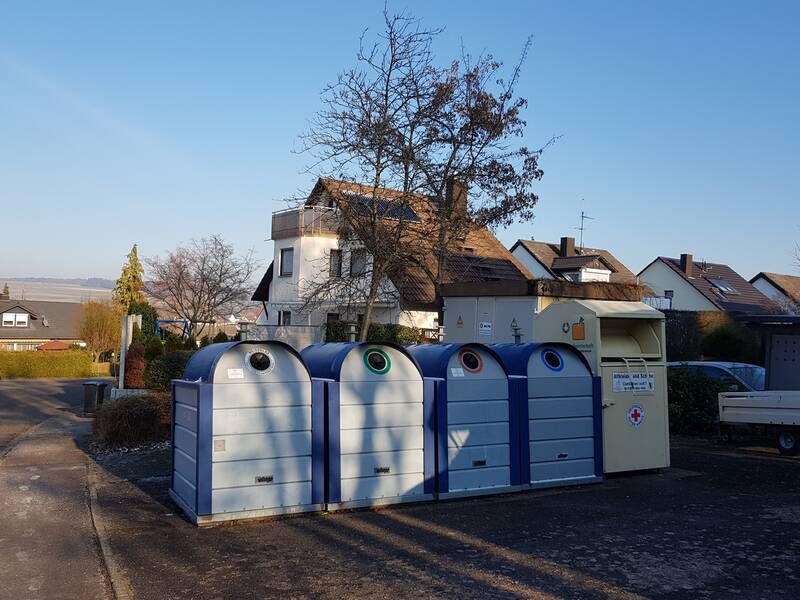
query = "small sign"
xmin=479 ymin=321 xmax=492 ymax=335
xmin=612 ymin=371 xmax=655 ymax=392
xmin=457 ymin=315 xmax=464 ymax=328
xmin=627 ymin=403 xmax=645 ymax=428
xmin=214 ymin=439 xmax=226 ymax=452
xmin=227 ymin=368 xmax=244 ymax=380
xmin=450 ymin=367 xmax=465 ymax=377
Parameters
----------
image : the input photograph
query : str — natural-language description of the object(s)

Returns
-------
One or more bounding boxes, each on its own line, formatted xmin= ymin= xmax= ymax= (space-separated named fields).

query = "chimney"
xmin=680 ymin=253 xmax=693 ymax=277
xmin=445 ymin=178 xmax=468 ymax=215
xmin=560 ymin=236 xmax=576 ymax=257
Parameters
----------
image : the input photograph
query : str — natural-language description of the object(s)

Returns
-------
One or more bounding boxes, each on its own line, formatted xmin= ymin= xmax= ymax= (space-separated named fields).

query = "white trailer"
xmin=718 ymin=391 xmax=800 ymax=455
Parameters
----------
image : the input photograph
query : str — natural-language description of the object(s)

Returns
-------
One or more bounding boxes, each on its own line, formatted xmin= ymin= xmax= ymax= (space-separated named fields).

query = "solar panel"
xmin=341 ymin=191 xmax=420 ymax=222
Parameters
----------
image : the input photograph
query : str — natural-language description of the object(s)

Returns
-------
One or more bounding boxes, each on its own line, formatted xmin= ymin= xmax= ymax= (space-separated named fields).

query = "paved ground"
xmin=2 ymin=379 xmax=800 ymax=600
xmin=0 ymin=379 xmax=112 ymax=600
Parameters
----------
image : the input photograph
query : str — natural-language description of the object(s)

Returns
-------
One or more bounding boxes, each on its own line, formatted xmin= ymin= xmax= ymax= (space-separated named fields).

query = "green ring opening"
xmin=364 ymin=348 xmax=392 ymax=375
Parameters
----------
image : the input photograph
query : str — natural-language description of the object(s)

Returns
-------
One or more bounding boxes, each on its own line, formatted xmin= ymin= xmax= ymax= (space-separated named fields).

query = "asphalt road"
xmin=3 ymin=380 xmax=799 ymax=600
xmin=0 ymin=379 xmax=113 ymax=600
xmin=0 ymin=378 xmax=88 ymax=453
xmin=94 ymin=444 xmax=800 ymax=600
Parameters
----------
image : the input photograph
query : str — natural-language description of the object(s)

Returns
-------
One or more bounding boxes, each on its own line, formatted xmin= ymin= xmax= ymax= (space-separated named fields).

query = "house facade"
xmin=443 ymin=236 xmax=648 ymax=343
xmin=251 ymin=178 xmax=531 ymax=338
xmin=638 ymin=254 xmax=773 ymax=314
xmin=750 ymin=272 xmax=800 ymax=314
xmin=0 ymin=300 xmax=83 ymax=351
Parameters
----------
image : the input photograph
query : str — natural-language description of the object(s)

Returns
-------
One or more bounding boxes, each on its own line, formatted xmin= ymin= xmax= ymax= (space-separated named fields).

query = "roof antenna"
xmin=574 ymin=206 xmax=594 ymax=252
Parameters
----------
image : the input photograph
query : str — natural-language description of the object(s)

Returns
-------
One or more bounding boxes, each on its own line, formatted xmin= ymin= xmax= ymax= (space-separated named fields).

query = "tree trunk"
xmin=359 ymin=270 xmax=383 ymax=342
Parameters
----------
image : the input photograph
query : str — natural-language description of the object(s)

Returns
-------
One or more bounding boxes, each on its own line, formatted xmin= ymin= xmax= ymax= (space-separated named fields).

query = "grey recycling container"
xmin=170 ymin=341 xmax=324 ymax=525
xmin=82 ymin=380 xmax=108 ymax=414
xmin=300 ymin=342 xmax=435 ymax=510
xmin=405 ymin=343 xmax=519 ymax=499
xmin=491 ymin=342 xmax=603 ymax=489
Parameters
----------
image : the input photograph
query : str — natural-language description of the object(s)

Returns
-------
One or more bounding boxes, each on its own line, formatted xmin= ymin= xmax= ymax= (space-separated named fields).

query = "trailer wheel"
xmin=776 ymin=429 xmax=800 ymax=456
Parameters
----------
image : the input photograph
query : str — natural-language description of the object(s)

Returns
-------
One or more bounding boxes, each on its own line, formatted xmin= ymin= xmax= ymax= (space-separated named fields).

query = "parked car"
xmin=667 ymin=361 xmax=765 ymax=392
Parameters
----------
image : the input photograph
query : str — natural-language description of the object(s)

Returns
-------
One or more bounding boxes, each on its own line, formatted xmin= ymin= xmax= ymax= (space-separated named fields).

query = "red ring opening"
xmin=458 ymin=349 xmax=484 ymax=373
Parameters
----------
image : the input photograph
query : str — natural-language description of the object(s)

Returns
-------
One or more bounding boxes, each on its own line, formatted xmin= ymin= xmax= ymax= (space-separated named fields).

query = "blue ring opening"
xmin=541 ymin=348 xmax=564 ymax=372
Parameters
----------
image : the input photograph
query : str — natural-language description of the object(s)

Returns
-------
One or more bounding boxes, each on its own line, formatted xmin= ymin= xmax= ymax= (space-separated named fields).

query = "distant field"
xmin=4 ymin=282 xmax=112 ymax=303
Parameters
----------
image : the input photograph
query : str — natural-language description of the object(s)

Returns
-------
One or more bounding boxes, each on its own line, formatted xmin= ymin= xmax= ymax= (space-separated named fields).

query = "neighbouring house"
xmin=638 ymin=254 xmax=773 ymax=314
xmin=750 ymin=272 xmax=800 ymax=314
xmin=442 ymin=236 xmax=648 ymax=343
xmin=251 ymin=177 xmax=532 ymax=339
xmin=0 ymin=300 xmax=84 ymax=351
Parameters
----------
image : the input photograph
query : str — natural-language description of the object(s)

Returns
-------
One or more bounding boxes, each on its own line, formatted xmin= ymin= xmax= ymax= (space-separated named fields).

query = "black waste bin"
xmin=83 ymin=381 xmax=108 ymax=415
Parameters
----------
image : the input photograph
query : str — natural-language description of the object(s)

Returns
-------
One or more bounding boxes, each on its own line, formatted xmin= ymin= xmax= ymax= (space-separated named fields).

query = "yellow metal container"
xmin=534 ymin=300 xmax=669 ymax=473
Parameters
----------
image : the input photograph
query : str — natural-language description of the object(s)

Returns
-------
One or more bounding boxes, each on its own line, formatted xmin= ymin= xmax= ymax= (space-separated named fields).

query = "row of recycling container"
xmin=170 ymin=340 xmax=668 ymax=525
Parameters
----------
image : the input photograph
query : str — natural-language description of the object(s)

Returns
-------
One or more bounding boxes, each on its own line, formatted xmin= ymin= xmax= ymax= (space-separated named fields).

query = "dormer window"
xmin=2 ymin=312 xmax=29 ymax=327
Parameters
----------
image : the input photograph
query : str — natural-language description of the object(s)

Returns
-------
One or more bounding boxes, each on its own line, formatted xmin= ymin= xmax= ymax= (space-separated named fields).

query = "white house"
xmin=638 ymin=254 xmax=773 ymax=314
xmin=750 ymin=272 xmax=800 ymax=314
xmin=251 ymin=178 xmax=532 ymax=337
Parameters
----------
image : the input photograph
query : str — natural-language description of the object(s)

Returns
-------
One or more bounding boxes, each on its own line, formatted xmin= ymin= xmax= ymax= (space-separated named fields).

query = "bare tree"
xmin=408 ymin=43 xmax=555 ymax=318
xmin=299 ymin=11 xmax=440 ymax=340
xmin=146 ymin=235 xmax=257 ymax=336
xmin=299 ymin=9 xmax=552 ymax=332
xmin=79 ymin=300 xmax=122 ymax=362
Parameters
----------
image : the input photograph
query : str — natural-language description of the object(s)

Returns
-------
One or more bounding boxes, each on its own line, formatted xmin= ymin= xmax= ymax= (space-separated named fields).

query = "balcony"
xmin=271 ymin=206 xmax=338 ymax=240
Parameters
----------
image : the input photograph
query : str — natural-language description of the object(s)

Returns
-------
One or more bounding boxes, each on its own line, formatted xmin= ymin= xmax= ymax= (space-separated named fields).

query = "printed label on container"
xmin=227 ymin=368 xmax=244 ymax=380
xmin=612 ymin=372 xmax=655 ymax=392
xmin=450 ymin=367 xmax=465 ymax=377
xmin=478 ymin=322 xmax=492 ymax=335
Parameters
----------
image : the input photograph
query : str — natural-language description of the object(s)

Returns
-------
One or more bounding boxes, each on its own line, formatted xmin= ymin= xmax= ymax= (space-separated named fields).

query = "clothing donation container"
xmin=170 ymin=341 xmax=323 ymax=525
xmin=405 ymin=343 xmax=520 ymax=498
xmin=300 ymin=343 xmax=435 ymax=510
xmin=534 ymin=300 xmax=669 ymax=473
xmin=491 ymin=342 xmax=603 ymax=488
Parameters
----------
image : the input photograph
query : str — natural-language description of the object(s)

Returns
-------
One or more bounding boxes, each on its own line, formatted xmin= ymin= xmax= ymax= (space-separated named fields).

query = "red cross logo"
xmin=627 ymin=404 xmax=645 ymax=428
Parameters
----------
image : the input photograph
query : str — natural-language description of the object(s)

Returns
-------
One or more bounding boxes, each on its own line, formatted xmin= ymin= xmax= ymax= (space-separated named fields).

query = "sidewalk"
xmin=0 ymin=413 xmax=112 ymax=600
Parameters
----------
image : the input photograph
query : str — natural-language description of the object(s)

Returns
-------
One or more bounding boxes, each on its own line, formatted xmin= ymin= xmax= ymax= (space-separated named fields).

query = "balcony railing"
xmin=271 ymin=206 xmax=338 ymax=240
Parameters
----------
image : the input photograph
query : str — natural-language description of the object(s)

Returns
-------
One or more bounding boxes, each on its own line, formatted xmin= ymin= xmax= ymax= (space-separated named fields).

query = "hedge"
xmin=0 ymin=350 xmax=93 ymax=379
xmin=325 ymin=320 xmax=425 ymax=345
xmin=667 ymin=367 xmax=730 ymax=434
xmin=124 ymin=342 xmax=146 ymax=389
xmin=144 ymin=350 xmax=194 ymax=392
xmin=93 ymin=394 xmax=171 ymax=447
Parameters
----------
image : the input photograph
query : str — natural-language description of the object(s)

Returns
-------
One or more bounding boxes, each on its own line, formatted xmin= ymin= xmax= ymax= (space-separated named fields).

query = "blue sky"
xmin=1 ymin=1 xmax=798 ymax=281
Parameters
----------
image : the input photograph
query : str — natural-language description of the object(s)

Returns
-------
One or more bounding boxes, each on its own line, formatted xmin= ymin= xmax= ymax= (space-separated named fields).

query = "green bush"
xmin=667 ymin=367 xmax=730 ymax=434
xmin=212 ymin=331 xmax=229 ymax=344
xmin=184 ymin=335 xmax=198 ymax=350
xmin=93 ymin=394 xmax=171 ymax=447
xmin=325 ymin=320 xmax=425 ymax=344
xmin=162 ymin=333 xmax=185 ymax=353
xmin=144 ymin=336 xmax=164 ymax=362
xmin=128 ymin=301 xmax=158 ymax=337
xmin=701 ymin=324 xmax=760 ymax=363
xmin=130 ymin=323 xmax=145 ymax=344
xmin=144 ymin=351 xmax=193 ymax=392
xmin=199 ymin=335 xmax=212 ymax=347
xmin=124 ymin=342 xmax=146 ymax=389
xmin=0 ymin=350 xmax=93 ymax=379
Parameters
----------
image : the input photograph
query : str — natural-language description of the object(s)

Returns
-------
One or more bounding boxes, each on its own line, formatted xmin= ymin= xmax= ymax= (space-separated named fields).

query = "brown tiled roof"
xmin=751 ymin=272 xmax=800 ymax=305
xmin=305 ymin=178 xmax=532 ymax=309
xmin=512 ymin=239 xmax=638 ymax=284
xmin=656 ymin=257 xmax=772 ymax=314
xmin=551 ymin=255 xmax=613 ymax=272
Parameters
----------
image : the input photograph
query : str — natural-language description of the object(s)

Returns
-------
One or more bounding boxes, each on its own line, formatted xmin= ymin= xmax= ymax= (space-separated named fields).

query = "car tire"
xmin=776 ymin=428 xmax=800 ymax=456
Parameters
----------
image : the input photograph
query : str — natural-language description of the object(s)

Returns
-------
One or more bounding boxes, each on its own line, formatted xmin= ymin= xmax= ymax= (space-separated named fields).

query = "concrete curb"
xmin=88 ymin=466 xmax=135 ymax=600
